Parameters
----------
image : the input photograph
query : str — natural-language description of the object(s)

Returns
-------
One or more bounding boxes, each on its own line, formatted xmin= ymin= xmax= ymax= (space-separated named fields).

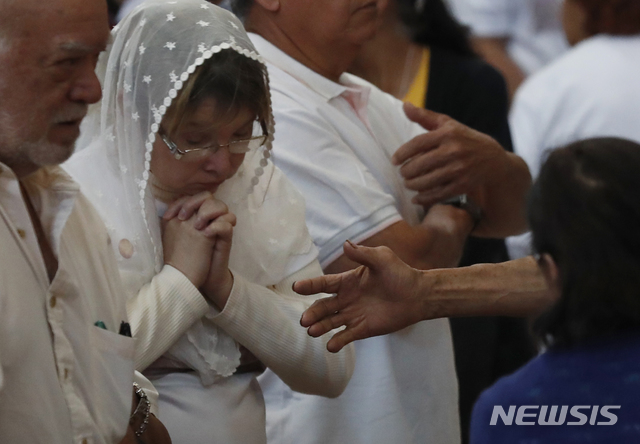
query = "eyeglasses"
xmin=160 ymin=121 xmax=268 ymax=161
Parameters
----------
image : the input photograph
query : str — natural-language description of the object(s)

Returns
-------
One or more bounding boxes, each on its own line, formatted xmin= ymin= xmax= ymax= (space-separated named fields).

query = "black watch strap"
xmin=441 ymin=194 xmax=483 ymax=229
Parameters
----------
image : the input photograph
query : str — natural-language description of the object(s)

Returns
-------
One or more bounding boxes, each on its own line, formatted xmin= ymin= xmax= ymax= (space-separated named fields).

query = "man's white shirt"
xmin=251 ymin=34 xmax=461 ymax=444
xmin=0 ymin=165 xmax=135 ymax=444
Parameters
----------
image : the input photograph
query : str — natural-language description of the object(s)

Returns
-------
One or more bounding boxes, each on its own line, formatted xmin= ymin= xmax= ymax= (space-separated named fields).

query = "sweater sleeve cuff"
xmin=157 ymin=265 xmax=209 ymax=317
xmin=130 ymin=265 xmax=209 ymax=369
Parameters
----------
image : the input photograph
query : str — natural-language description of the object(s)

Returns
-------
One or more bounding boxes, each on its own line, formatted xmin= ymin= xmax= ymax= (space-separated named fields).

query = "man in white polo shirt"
xmin=230 ymin=1 xmax=532 ymax=443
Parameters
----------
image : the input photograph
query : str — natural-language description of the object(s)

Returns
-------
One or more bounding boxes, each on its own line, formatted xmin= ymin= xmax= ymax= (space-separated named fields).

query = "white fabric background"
xmin=507 ymin=35 xmax=640 ymax=258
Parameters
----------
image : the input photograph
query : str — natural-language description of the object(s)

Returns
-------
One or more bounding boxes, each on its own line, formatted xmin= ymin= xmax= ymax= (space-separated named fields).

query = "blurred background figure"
xmin=471 ymin=138 xmax=640 ymax=443
xmin=351 ymin=0 xmax=512 ymax=149
xmin=349 ymin=1 xmax=535 ymax=440
xmin=446 ymin=0 xmax=569 ymax=98
xmin=507 ymin=0 xmax=640 ymax=260
xmin=114 ymin=0 xmax=231 ymax=22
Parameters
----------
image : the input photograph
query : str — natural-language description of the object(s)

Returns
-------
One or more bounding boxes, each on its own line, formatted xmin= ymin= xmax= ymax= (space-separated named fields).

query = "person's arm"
xmin=130 ymin=192 xmax=235 ymax=370
xmin=324 ymin=204 xmax=473 ymax=274
xmin=128 ymin=266 xmax=210 ymax=370
xmin=393 ymin=103 xmax=532 ymax=237
xmin=471 ymin=37 xmax=526 ymax=100
xmin=209 ymin=260 xmax=355 ymax=398
xmin=298 ymin=242 xmax=554 ymax=353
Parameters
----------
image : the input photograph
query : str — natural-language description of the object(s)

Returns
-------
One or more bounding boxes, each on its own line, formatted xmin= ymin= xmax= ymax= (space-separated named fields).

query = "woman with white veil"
xmin=65 ymin=1 xmax=354 ymax=442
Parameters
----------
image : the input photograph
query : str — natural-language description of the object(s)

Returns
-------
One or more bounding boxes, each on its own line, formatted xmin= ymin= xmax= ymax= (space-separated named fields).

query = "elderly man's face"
xmin=0 ymin=0 xmax=109 ymax=176
xmin=281 ymin=0 xmax=386 ymax=52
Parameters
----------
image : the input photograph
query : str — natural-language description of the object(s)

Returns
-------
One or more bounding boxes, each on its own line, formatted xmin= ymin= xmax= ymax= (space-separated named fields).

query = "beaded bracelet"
xmin=131 ymin=382 xmax=151 ymax=437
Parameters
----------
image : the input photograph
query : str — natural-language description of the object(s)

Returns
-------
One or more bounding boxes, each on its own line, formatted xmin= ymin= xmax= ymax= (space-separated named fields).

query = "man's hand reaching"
xmin=394 ymin=103 xmax=531 ymax=236
xmin=298 ymin=241 xmax=427 ymax=353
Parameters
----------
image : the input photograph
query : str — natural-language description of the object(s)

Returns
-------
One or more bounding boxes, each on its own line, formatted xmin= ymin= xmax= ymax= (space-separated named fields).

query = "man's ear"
xmin=254 ymin=0 xmax=280 ymax=12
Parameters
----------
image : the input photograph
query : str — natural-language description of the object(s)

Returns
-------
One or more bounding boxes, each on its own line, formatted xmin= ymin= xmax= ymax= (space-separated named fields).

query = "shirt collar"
xmin=0 ymin=163 xmax=80 ymax=193
xmin=249 ymin=33 xmax=349 ymax=102
xmin=0 ymin=163 xmax=81 ymax=286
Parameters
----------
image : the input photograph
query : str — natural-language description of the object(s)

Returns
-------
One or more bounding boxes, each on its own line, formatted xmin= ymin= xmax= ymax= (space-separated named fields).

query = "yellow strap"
xmin=402 ymin=47 xmax=430 ymax=109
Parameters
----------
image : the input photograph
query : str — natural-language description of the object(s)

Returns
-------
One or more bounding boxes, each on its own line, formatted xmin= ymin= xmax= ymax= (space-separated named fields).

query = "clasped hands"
xmin=161 ymin=191 xmax=235 ymax=309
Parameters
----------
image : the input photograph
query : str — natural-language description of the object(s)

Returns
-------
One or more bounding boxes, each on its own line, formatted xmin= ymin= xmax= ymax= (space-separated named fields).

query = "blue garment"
xmin=470 ymin=332 xmax=640 ymax=443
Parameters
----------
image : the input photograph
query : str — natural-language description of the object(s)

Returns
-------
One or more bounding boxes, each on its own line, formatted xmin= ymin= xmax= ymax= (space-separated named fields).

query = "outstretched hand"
xmin=297 ymin=241 xmax=427 ymax=353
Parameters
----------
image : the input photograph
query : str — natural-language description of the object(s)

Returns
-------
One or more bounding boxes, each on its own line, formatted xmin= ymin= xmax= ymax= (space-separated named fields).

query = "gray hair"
xmin=229 ymin=0 xmax=253 ymax=19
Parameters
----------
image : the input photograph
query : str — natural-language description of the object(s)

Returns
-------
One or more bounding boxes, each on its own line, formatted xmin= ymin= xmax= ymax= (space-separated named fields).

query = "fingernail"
xmin=178 ymin=209 xmax=188 ymax=220
xmin=291 ymin=281 xmax=297 ymax=291
xmin=346 ymin=240 xmax=358 ymax=249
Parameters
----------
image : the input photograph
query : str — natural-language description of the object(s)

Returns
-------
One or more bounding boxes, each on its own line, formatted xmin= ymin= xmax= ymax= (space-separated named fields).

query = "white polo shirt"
xmin=447 ymin=0 xmax=568 ymax=74
xmin=507 ymin=34 xmax=640 ymax=258
xmin=251 ymin=34 xmax=461 ymax=444
xmin=0 ymin=165 xmax=135 ymax=444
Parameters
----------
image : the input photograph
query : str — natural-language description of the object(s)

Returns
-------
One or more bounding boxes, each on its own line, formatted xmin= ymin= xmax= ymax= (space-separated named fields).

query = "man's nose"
xmin=69 ymin=63 xmax=102 ymax=105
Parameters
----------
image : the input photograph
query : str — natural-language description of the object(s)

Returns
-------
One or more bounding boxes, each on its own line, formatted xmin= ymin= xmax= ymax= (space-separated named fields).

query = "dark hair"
xmin=164 ymin=48 xmax=269 ymax=137
xmin=529 ymin=137 xmax=640 ymax=348
xmin=229 ymin=0 xmax=253 ymax=19
xmin=576 ymin=0 xmax=640 ymax=36
xmin=396 ymin=0 xmax=475 ymax=57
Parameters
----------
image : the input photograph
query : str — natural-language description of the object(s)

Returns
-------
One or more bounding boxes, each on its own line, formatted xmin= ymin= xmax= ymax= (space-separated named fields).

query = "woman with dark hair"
xmin=350 ymin=2 xmax=535 ymax=440
xmin=470 ymin=137 xmax=640 ymax=444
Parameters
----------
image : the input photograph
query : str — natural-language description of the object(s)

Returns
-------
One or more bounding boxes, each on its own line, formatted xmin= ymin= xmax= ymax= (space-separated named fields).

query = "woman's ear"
xmin=538 ymin=253 xmax=561 ymax=295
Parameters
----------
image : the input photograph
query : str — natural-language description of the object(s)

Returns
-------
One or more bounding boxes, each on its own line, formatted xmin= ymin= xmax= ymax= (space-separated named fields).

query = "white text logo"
xmin=490 ymin=406 xmax=620 ymax=426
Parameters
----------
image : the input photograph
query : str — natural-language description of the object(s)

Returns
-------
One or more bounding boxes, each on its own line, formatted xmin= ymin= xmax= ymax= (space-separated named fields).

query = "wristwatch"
xmin=441 ymin=194 xmax=483 ymax=230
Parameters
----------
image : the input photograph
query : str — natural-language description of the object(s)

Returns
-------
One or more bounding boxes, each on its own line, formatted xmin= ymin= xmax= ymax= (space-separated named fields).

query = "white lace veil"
xmin=66 ymin=0 xmax=316 ymax=382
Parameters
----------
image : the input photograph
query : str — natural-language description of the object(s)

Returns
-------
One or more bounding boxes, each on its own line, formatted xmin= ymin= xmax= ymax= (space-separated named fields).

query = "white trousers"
xmin=153 ymin=371 xmax=266 ymax=444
